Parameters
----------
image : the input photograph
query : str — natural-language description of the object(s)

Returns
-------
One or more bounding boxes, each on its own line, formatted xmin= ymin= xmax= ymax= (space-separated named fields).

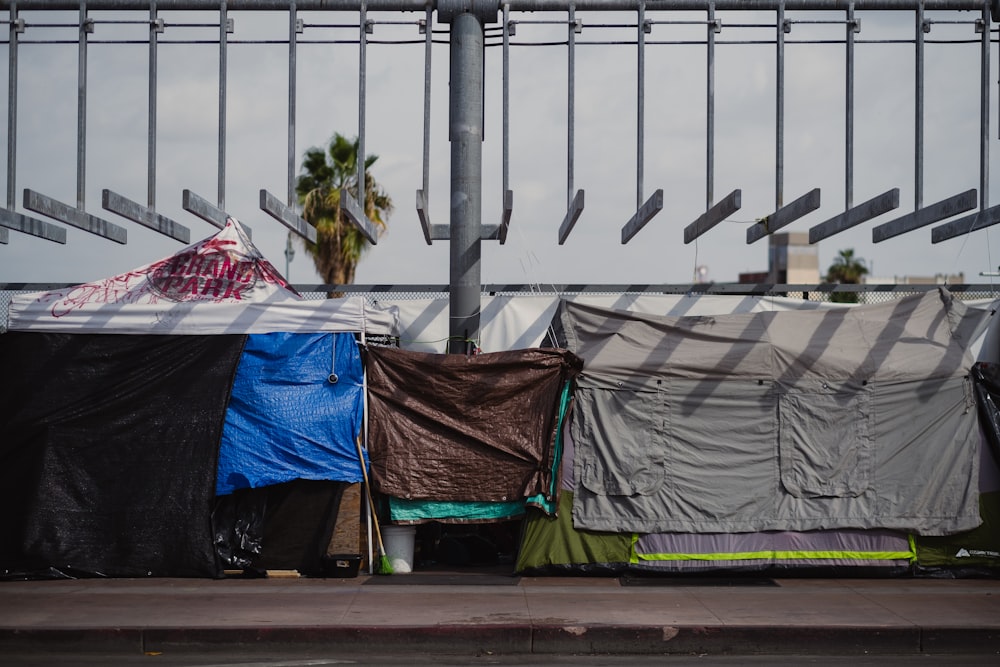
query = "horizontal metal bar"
xmin=872 ymin=189 xmax=977 ymax=242
xmin=1 ymin=2 xmax=988 ymax=12
xmin=808 ymin=188 xmax=899 ymax=244
xmin=182 ymin=188 xmax=226 ymax=229
xmin=102 ymin=189 xmax=190 ymax=244
xmin=498 ymin=189 xmax=513 ymax=244
xmin=558 ymin=189 xmax=586 ymax=245
xmin=259 ymin=189 xmax=317 ymax=243
xmin=340 ymin=189 xmax=379 ymax=245
xmin=683 ymin=188 xmax=742 ymax=244
xmin=931 ymin=202 xmax=1000 ymax=243
xmin=621 ymin=188 xmax=664 ymax=244
xmin=23 ymin=189 xmax=127 ymax=244
xmin=746 ymin=188 xmax=821 ymax=244
xmin=481 ymin=224 xmax=501 ymax=240
xmin=0 ymin=208 xmax=67 ymax=244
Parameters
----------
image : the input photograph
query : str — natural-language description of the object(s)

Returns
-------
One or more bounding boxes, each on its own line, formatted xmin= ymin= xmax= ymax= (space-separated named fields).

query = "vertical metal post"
xmin=286 ymin=2 xmax=299 ymax=279
xmin=980 ymin=1 xmax=990 ymax=210
xmin=706 ymin=1 xmax=715 ymax=208
xmin=77 ymin=2 xmax=89 ymax=209
xmin=218 ymin=0 xmax=228 ymax=209
xmin=776 ymin=2 xmax=785 ymax=209
xmin=6 ymin=1 xmax=18 ymax=210
xmin=358 ymin=3 xmax=368 ymax=207
xmin=288 ymin=1 xmax=297 ymax=206
xmin=421 ymin=3 xmax=432 ymax=213
xmin=636 ymin=0 xmax=645 ymax=210
xmin=448 ymin=12 xmax=483 ymax=354
xmin=502 ymin=3 xmax=510 ymax=215
xmin=567 ymin=5 xmax=576 ymax=207
xmin=846 ymin=2 xmax=855 ymax=209
xmin=148 ymin=1 xmax=158 ymax=209
xmin=915 ymin=1 xmax=924 ymax=210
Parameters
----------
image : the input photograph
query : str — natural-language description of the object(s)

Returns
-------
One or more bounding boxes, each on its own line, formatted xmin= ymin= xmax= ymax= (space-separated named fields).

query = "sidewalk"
xmin=1 ymin=574 xmax=999 ymax=657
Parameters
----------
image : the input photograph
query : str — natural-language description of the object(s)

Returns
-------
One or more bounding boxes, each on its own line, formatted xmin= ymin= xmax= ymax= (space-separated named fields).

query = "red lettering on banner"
xmin=201 ymin=279 xmax=224 ymax=297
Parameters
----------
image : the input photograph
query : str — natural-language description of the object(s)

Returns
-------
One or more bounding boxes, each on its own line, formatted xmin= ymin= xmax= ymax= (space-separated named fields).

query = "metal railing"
xmin=4 ymin=281 xmax=997 ymax=333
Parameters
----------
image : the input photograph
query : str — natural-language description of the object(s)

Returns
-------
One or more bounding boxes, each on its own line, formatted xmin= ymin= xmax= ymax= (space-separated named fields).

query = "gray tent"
xmin=552 ymin=288 xmax=993 ymax=537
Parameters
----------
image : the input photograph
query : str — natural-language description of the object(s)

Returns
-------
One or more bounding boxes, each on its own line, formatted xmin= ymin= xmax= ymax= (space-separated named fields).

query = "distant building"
xmin=738 ymin=232 xmax=820 ymax=284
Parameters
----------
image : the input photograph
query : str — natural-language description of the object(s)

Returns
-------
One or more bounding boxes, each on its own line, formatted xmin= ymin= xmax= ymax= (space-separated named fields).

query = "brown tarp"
xmin=365 ymin=346 xmax=582 ymax=503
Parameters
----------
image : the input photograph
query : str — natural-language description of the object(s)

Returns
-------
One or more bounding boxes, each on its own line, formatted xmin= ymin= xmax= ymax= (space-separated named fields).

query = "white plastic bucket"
xmin=381 ymin=525 xmax=416 ymax=574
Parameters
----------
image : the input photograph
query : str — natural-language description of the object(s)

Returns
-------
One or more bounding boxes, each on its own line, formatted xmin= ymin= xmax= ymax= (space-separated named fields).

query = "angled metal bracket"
xmin=931 ymin=201 xmax=1000 ymax=243
xmin=182 ymin=188 xmax=251 ymax=238
xmin=0 ymin=208 xmax=66 ymax=244
xmin=102 ymin=189 xmax=190 ymax=244
xmin=416 ymin=189 xmax=449 ymax=243
xmin=872 ymin=189 xmax=977 ymax=243
xmin=684 ymin=189 xmax=742 ymax=244
xmin=558 ymin=189 xmax=585 ymax=245
xmin=746 ymin=188 xmax=821 ymax=244
xmin=259 ymin=189 xmax=317 ymax=243
xmin=340 ymin=189 xmax=379 ymax=245
xmin=23 ymin=189 xmax=126 ymax=244
xmin=809 ymin=188 xmax=899 ymax=244
xmin=621 ymin=189 xmax=664 ymax=244
xmin=498 ymin=189 xmax=513 ymax=243
xmin=0 ymin=227 xmax=6 ymax=243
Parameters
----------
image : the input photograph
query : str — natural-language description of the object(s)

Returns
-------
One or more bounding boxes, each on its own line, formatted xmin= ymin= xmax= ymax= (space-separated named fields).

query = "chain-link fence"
xmin=4 ymin=283 xmax=999 ymax=334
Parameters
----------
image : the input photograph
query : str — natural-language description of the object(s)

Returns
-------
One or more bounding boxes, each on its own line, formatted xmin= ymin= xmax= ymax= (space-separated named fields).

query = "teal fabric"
xmin=388 ymin=497 xmax=524 ymax=523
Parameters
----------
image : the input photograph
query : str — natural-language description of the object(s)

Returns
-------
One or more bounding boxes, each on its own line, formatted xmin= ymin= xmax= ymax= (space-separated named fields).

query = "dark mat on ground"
xmin=620 ymin=574 xmax=779 ymax=586
xmin=364 ymin=573 xmax=521 ymax=585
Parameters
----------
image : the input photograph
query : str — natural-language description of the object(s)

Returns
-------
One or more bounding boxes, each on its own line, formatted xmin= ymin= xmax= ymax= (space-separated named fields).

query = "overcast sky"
xmin=1 ymin=6 xmax=998 ymax=288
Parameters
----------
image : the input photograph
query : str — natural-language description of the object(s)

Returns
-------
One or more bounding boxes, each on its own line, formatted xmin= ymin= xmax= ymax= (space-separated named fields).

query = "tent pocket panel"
xmin=576 ymin=386 xmax=666 ymax=498
xmin=778 ymin=390 xmax=872 ymax=499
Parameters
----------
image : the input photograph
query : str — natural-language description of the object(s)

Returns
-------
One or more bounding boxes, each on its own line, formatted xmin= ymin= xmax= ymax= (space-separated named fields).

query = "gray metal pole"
xmin=636 ymin=0 xmax=645 ymax=210
xmin=358 ymin=2 xmax=368 ymax=206
xmin=288 ymin=0 xmax=297 ymax=206
xmin=776 ymin=1 xmax=784 ymax=209
xmin=286 ymin=1 xmax=298 ymax=279
xmin=846 ymin=1 xmax=854 ymax=209
xmin=502 ymin=2 xmax=509 ymax=210
xmin=448 ymin=11 xmax=483 ymax=354
xmin=915 ymin=1 xmax=923 ymax=209
xmin=148 ymin=0 xmax=158 ymax=209
xmin=980 ymin=1 xmax=989 ymax=209
xmin=706 ymin=1 xmax=714 ymax=208
xmin=218 ymin=0 xmax=227 ymax=209
xmin=6 ymin=1 xmax=18 ymax=210
xmin=77 ymin=1 xmax=88 ymax=209
xmin=421 ymin=4 xmax=432 ymax=210
xmin=568 ymin=4 xmax=576 ymax=207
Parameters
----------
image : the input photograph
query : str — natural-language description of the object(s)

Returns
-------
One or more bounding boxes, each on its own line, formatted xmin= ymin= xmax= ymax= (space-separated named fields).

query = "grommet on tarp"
xmin=329 ymin=335 xmax=338 ymax=384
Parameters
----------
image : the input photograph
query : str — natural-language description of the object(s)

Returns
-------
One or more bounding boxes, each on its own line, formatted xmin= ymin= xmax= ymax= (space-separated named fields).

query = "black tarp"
xmin=0 ymin=332 xmax=245 ymax=578
xmin=911 ymin=362 xmax=1000 ymax=576
xmin=213 ymin=479 xmax=348 ymax=576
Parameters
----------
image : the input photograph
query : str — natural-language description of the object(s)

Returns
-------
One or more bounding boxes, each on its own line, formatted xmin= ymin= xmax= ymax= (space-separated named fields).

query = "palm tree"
xmin=825 ymin=248 xmax=868 ymax=303
xmin=296 ymin=133 xmax=393 ymax=293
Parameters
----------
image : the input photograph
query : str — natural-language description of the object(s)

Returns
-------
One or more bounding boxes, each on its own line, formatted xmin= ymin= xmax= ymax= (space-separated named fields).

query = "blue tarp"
xmin=216 ymin=332 xmax=365 ymax=495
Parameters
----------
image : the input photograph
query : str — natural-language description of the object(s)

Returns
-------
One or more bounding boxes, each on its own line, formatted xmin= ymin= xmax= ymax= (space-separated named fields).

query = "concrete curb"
xmin=1 ymin=625 xmax=998 ymax=656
